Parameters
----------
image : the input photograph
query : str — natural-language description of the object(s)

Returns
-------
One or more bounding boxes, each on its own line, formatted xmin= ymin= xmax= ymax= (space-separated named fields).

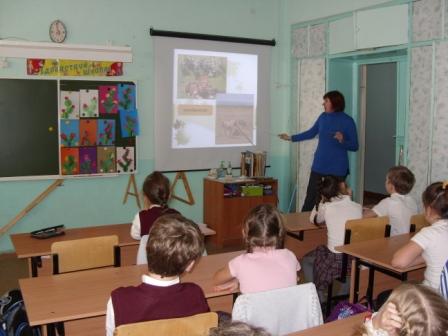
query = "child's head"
xmin=353 ymin=283 xmax=448 ymax=336
xmin=385 ymin=283 xmax=448 ymax=335
xmin=422 ymin=181 xmax=448 ymax=221
xmin=209 ymin=321 xmax=271 ymax=336
xmin=146 ymin=214 xmax=204 ymax=277
xmin=386 ymin=166 xmax=415 ymax=195
xmin=142 ymin=171 xmax=170 ymax=207
xmin=318 ymin=175 xmax=347 ymax=203
xmin=243 ymin=204 xmax=285 ymax=253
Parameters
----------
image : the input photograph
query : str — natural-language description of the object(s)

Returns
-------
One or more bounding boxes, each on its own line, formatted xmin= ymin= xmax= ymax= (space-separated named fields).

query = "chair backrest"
xmin=232 ymin=283 xmax=323 ymax=335
xmin=114 ymin=312 xmax=218 ymax=336
xmin=440 ymin=259 xmax=448 ymax=300
xmin=410 ymin=214 xmax=430 ymax=233
xmin=345 ymin=216 xmax=390 ymax=244
xmin=51 ymin=235 xmax=120 ymax=274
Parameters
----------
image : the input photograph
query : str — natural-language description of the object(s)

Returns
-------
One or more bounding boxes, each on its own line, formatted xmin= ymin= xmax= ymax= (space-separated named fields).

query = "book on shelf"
xmin=240 ymin=151 xmax=267 ymax=177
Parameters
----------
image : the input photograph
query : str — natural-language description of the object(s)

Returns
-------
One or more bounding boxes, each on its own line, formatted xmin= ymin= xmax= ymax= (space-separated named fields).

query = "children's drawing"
xmin=97 ymin=146 xmax=116 ymax=173
xmin=119 ymin=109 xmax=139 ymax=137
xmin=60 ymin=120 xmax=80 ymax=147
xmin=118 ymin=84 xmax=136 ymax=111
xmin=97 ymin=119 xmax=116 ymax=146
xmin=80 ymin=89 xmax=98 ymax=118
xmin=79 ymin=119 xmax=97 ymax=146
xmin=79 ymin=147 xmax=97 ymax=174
xmin=60 ymin=91 xmax=79 ymax=119
xmin=99 ymin=85 xmax=118 ymax=114
xmin=61 ymin=148 xmax=79 ymax=175
xmin=116 ymin=147 xmax=135 ymax=173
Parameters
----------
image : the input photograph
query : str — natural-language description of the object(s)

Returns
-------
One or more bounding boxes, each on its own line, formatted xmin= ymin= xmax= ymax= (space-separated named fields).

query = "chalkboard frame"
xmin=0 ymin=77 xmax=138 ymax=181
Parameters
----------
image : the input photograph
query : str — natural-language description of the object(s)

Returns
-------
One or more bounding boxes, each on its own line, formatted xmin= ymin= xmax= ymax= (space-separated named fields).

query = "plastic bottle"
xmin=218 ymin=161 xmax=225 ymax=178
xmin=226 ymin=161 xmax=232 ymax=176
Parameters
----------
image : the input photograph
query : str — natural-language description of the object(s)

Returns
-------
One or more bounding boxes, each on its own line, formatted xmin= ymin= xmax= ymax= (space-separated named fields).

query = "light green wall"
xmin=0 ymin=0 xmax=293 ymax=253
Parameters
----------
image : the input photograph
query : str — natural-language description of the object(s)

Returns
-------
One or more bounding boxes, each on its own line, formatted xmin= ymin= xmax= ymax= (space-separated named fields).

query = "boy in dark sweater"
xmin=106 ymin=214 xmax=209 ymax=335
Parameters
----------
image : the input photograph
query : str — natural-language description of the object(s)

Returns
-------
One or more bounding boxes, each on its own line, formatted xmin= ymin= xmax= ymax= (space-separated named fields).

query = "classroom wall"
xmin=0 ymin=0 xmax=293 ymax=253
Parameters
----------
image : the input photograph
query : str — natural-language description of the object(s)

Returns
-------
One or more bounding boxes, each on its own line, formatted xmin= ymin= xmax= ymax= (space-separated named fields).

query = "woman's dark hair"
xmin=318 ymin=175 xmax=344 ymax=203
xmin=142 ymin=171 xmax=170 ymax=208
xmin=243 ymin=204 xmax=285 ymax=253
xmin=323 ymin=90 xmax=345 ymax=112
xmin=422 ymin=182 xmax=448 ymax=219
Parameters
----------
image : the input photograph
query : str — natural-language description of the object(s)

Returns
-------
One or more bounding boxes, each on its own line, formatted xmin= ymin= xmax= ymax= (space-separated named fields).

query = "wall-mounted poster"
xmin=116 ymin=147 xmax=135 ymax=173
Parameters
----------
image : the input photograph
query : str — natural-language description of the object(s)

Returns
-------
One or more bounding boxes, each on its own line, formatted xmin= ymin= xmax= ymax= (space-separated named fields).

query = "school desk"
xmin=335 ymin=234 xmax=426 ymax=304
xmin=287 ymin=312 xmax=368 ymax=336
xmin=11 ymin=223 xmax=215 ymax=277
xmin=19 ymin=250 xmax=241 ymax=335
xmin=283 ymin=211 xmax=322 ymax=241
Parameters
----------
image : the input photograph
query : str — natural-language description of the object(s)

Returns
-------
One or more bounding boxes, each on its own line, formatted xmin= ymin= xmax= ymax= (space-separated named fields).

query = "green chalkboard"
xmin=0 ymin=79 xmax=59 ymax=178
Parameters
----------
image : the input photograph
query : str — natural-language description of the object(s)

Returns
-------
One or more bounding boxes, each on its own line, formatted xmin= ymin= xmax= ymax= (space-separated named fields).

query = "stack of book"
xmin=240 ymin=151 xmax=267 ymax=177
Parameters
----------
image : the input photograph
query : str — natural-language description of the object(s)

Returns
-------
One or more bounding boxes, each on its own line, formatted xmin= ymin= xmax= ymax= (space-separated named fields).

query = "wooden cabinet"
xmin=203 ymin=178 xmax=278 ymax=247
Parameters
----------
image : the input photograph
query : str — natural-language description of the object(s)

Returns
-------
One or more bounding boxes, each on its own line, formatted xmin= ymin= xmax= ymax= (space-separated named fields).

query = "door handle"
xmin=399 ymin=145 xmax=404 ymax=165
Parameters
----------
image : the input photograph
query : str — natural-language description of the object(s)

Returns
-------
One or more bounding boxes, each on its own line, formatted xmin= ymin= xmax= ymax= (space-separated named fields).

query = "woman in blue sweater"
xmin=279 ymin=91 xmax=358 ymax=211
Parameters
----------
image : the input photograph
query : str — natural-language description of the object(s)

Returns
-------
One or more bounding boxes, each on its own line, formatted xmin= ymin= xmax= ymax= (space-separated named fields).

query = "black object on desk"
xmin=30 ymin=225 xmax=65 ymax=239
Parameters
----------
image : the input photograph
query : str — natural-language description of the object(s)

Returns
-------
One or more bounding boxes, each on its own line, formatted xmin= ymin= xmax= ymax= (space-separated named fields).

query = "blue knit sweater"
xmin=291 ymin=112 xmax=358 ymax=176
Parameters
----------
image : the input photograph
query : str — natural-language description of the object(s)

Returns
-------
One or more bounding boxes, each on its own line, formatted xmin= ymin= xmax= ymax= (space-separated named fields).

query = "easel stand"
xmin=170 ymin=172 xmax=195 ymax=205
xmin=0 ymin=179 xmax=64 ymax=238
xmin=123 ymin=174 xmax=142 ymax=209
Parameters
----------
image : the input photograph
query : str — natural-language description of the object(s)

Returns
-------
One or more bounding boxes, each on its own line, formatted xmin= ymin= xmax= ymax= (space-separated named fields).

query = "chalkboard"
xmin=0 ymin=78 xmax=137 ymax=180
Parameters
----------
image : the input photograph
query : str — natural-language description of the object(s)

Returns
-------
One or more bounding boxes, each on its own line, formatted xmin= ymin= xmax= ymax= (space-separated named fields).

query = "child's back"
xmin=372 ymin=193 xmax=417 ymax=235
xmin=107 ymin=214 xmax=209 ymax=335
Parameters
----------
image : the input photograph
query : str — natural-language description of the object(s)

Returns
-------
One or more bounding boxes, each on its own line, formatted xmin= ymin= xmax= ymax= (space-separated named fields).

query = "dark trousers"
xmin=301 ymin=171 xmax=347 ymax=211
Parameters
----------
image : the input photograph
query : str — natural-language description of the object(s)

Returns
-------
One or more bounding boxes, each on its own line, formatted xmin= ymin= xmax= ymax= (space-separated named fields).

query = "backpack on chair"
xmin=0 ymin=289 xmax=40 ymax=336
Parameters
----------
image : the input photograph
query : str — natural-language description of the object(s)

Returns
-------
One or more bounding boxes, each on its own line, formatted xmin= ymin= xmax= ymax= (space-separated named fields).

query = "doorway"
xmin=327 ymin=49 xmax=408 ymax=203
xmin=358 ymin=63 xmax=397 ymax=206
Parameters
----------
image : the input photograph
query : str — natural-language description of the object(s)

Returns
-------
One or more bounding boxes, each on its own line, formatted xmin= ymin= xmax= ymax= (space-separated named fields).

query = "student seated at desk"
xmin=353 ymin=283 xmax=448 ymax=336
xmin=392 ymin=181 xmax=448 ymax=290
xmin=213 ymin=204 xmax=300 ymax=294
xmin=130 ymin=171 xmax=179 ymax=240
xmin=363 ymin=166 xmax=417 ymax=236
xmin=106 ymin=214 xmax=209 ymax=336
xmin=302 ymin=176 xmax=361 ymax=296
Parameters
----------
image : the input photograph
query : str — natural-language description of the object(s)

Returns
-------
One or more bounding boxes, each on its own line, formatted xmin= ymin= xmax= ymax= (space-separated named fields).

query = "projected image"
xmin=177 ymin=55 xmax=226 ymax=99
xmin=173 ymin=49 xmax=257 ymax=148
xmin=215 ymin=94 xmax=254 ymax=145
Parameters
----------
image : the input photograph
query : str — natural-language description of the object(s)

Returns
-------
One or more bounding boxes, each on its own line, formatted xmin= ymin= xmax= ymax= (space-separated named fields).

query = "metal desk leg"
xmin=366 ymin=267 xmax=375 ymax=306
xmin=47 ymin=323 xmax=56 ymax=336
xmin=354 ymin=258 xmax=360 ymax=303
xmin=31 ymin=256 xmax=42 ymax=277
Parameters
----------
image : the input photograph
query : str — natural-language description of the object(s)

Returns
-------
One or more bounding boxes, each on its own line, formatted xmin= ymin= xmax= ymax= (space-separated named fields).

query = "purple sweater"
xmin=139 ymin=207 xmax=179 ymax=237
xmin=111 ymin=282 xmax=210 ymax=327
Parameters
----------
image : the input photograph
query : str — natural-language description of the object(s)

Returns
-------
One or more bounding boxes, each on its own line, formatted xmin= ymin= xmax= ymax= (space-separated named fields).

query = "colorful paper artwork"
xmin=27 ymin=59 xmax=124 ymax=77
xmin=119 ymin=109 xmax=139 ymax=137
xmin=116 ymin=147 xmax=135 ymax=173
xmin=79 ymin=147 xmax=97 ymax=174
xmin=97 ymin=119 xmax=115 ymax=146
xmin=79 ymin=119 xmax=97 ymax=146
xmin=118 ymin=84 xmax=136 ymax=111
xmin=61 ymin=148 xmax=79 ymax=175
xmin=60 ymin=91 xmax=80 ymax=119
xmin=80 ymin=89 xmax=99 ymax=118
xmin=60 ymin=120 xmax=80 ymax=147
xmin=99 ymin=86 xmax=118 ymax=114
xmin=97 ymin=146 xmax=116 ymax=173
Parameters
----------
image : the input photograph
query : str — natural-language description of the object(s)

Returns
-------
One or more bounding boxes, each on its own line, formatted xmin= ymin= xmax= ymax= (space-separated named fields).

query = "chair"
xmin=410 ymin=214 xmax=429 ymax=233
xmin=232 ymin=283 xmax=323 ymax=336
xmin=326 ymin=216 xmax=390 ymax=315
xmin=49 ymin=235 xmax=120 ymax=336
xmin=114 ymin=312 xmax=218 ymax=336
xmin=51 ymin=235 xmax=120 ymax=274
xmin=440 ymin=259 xmax=448 ymax=300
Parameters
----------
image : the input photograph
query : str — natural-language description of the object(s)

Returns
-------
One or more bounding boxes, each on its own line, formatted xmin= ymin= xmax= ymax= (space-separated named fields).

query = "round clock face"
xmin=49 ymin=20 xmax=67 ymax=43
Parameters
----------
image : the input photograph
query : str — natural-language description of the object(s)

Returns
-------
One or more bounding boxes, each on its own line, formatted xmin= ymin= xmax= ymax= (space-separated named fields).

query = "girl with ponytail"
xmin=392 ymin=181 xmax=448 ymax=289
